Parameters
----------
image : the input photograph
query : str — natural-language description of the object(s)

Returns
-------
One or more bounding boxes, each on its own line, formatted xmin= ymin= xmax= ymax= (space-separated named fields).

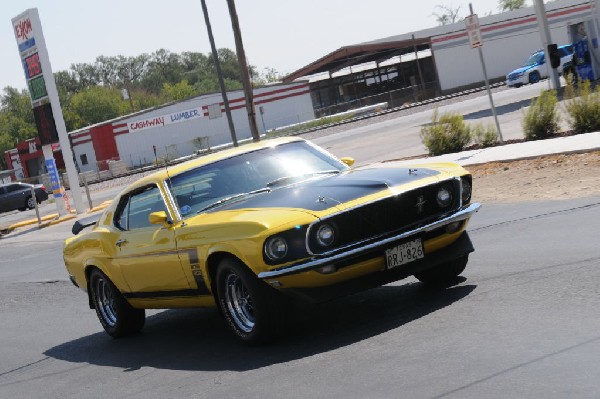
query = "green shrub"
xmin=420 ymin=109 xmax=472 ymax=156
xmin=472 ymin=123 xmax=498 ymax=147
xmin=522 ymin=90 xmax=560 ymax=140
xmin=564 ymin=80 xmax=600 ymax=134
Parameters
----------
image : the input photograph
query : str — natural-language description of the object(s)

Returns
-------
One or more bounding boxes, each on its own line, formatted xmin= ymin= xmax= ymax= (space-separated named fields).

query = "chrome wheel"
xmin=93 ymin=276 xmax=118 ymax=327
xmin=224 ymin=272 xmax=255 ymax=333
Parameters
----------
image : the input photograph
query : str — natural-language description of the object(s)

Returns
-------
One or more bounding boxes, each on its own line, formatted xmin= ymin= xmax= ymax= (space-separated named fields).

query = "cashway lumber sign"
xmin=465 ymin=14 xmax=482 ymax=48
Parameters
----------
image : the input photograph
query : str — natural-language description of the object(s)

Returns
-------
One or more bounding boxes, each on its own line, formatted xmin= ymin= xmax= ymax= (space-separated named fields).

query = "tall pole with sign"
xmin=12 ymin=8 xmax=85 ymax=214
xmin=466 ymin=4 xmax=503 ymax=143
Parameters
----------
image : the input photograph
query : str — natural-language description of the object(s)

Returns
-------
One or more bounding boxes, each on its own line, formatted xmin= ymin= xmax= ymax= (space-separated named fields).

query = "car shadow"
xmin=44 ymin=279 xmax=475 ymax=372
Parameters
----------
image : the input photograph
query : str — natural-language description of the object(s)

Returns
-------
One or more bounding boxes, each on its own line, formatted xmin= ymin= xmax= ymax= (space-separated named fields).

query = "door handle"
xmin=115 ymin=239 xmax=128 ymax=247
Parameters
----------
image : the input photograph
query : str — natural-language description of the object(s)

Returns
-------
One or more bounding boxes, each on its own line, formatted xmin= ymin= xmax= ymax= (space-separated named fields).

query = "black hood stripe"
xmin=210 ymin=168 xmax=440 ymax=212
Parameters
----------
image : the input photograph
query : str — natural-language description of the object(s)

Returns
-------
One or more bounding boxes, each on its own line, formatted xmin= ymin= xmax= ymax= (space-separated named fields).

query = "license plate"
xmin=385 ymin=239 xmax=424 ymax=269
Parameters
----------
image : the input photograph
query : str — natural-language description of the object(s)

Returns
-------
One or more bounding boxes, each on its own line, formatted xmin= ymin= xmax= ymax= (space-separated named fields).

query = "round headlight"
xmin=437 ymin=187 xmax=452 ymax=208
xmin=316 ymin=224 xmax=335 ymax=246
xmin=461 ymin=178 xmax=472 ymax=203
xmin=265 ymin=236 xmax=288 ymax=261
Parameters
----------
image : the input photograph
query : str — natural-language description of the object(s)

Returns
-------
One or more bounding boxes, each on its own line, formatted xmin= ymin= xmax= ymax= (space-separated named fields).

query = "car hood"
xmin=510 ymin=65 xmax=535 ymax=76
xmin=208 ymin=167 xmax=442 ymax=214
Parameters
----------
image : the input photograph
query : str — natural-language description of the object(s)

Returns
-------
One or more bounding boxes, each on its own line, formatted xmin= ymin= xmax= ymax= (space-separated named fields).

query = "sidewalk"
xmin=0 ymin=201 xmax=111 ymax=237
xmin=376 ymin=131 xmax=600 ymax=168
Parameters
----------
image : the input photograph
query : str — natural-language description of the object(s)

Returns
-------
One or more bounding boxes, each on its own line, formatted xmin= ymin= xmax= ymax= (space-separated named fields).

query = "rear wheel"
xmin=414 ymin=255 xmax=469 ymax=284
xmin=89 ymin=269 xmax=145 ymax=337
xmin=26 ymin=196 xmax=36 ymax=210
xmin=215 ymin=257 xmax=287 ymax=345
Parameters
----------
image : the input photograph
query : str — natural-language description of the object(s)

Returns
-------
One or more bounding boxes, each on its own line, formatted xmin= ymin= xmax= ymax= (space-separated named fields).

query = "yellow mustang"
xmin=64 ymin=137 xmax=480 ymax=344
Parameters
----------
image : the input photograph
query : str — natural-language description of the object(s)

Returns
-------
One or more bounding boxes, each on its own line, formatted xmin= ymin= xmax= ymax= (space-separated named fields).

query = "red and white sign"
xmin=128 ymin=107 xmax=204 ymax=132
xmin=465 ymin=14 xmax=482 ymax=48
xmin=13 ymin=16 xmax=33 ymax=45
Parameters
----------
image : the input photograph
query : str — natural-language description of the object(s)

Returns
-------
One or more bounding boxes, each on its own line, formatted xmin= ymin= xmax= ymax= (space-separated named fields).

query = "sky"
xmin=2 ymin=0 xmax=504 ymax=91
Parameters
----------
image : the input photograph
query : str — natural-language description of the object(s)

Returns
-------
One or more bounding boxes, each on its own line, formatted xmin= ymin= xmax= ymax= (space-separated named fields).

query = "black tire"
xmin=89 ymin=269 xmax=145 ymax=338
xmin=414 ymin=255 xmax=469 ymax=284
xmin=215 ymin=257 xmax=287 ymax=345
xmin=26 ymin=196 xmax=36 ymax=210
xmin=529 ymin=71 xmax=541 ymax=84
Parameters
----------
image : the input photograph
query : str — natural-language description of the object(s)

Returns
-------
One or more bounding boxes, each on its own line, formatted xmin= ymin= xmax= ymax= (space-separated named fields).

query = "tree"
xmin=498 ymin=0 xmax=526 ymax=11
xmin=0 ymin=87 xmax=35 ymax=125
xmin=162 ymin=80 xmax=198 ymax=101
xmin=433 ymin=4 xmax=462 ymax=25
xmin=68 ymin=86 xmax=128 ymax=129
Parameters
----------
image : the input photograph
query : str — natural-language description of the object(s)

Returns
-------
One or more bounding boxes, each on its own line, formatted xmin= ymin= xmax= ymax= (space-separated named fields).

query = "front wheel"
xmin=528 ymin=71 xmax=541 ymax=84
xmin=413 ymin=255 xmax=469 ymax=284
xmin=215 ymin=257 xmax=287 ymax=345
xmin=89 ymin=269 xmax=145 ymax=337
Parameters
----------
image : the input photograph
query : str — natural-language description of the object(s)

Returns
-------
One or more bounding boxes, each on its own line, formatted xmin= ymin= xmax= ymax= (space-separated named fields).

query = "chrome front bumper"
xmin=258 ymin=202 xmax=481 ymax=279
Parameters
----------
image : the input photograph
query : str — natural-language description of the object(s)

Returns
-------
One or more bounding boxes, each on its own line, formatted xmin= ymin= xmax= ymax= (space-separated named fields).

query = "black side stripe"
xmin=123 ymin=288 xmax=208 ymax=299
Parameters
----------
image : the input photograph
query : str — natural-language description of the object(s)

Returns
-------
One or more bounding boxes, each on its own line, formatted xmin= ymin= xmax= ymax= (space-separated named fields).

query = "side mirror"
xmin=149 ymin=211 xmax=169 ymax=226
xmin=340 ymin=157 xmax=355 ymax=167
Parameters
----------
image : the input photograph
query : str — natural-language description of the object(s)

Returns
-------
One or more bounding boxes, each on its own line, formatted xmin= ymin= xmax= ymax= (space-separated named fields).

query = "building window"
xmin=207 ymin=103 xmax=222 ymax=119
xmin=80 ymin=154 xmax=88 ymax=166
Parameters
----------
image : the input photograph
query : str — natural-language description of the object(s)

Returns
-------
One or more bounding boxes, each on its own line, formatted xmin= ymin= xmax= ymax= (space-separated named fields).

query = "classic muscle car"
xmin=64 ymin=137 xmax=480 ymax=344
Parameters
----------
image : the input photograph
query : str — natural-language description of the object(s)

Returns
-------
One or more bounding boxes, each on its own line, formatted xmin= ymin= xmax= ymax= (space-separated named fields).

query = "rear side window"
xmin=6 ymin=184 xmax=23 ymax=193
xmin=114 ymin=185 xmax=167 ymax=230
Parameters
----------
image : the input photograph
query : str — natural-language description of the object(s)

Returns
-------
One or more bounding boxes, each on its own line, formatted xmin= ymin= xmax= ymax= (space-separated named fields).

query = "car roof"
xmin=0 ymin=182 xmax=28 ymax=188
xmin=128 ymin=136 xmax=306 ymax=190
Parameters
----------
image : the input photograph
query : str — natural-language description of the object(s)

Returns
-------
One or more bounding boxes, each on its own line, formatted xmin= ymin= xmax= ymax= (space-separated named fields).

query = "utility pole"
xmin=533 ymin=0 xmax=561 ymax=90
xmin=200 ymin=0 xmax=238 ymax=146
xmin=226 ymin=0 xmax=260 ymax=142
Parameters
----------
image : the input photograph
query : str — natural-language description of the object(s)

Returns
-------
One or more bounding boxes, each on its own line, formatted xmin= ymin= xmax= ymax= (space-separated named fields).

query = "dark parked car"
xmin=0 ymin=182 xmax=49 ymax=213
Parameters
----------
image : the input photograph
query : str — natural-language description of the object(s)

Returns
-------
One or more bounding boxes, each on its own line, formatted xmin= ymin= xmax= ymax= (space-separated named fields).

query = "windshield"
xmin=167 ymin=141 xmax=349 ymax=217
xmin=523 ymin=52 xmax=544 ymax=67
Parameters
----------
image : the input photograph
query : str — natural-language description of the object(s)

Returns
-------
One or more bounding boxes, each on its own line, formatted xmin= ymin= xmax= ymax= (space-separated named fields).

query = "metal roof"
xmin=282 ymin=37 xmax=431 ymax=82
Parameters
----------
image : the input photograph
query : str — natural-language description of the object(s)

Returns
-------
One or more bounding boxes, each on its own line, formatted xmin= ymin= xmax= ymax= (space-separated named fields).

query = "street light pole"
xmin=226 ymin=0 xmax=260 ymax=142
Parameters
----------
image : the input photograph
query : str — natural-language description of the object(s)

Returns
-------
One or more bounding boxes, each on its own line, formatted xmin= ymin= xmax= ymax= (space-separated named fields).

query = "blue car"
xmin=506 ymin=45 xmax=574 ymax=87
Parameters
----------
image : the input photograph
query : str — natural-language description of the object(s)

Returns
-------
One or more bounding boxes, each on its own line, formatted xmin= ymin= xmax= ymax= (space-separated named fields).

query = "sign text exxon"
xmin=14 ymin=18 xmax=33 ymax=43
xmin=128 ymin=107 xmax=203 ymax=132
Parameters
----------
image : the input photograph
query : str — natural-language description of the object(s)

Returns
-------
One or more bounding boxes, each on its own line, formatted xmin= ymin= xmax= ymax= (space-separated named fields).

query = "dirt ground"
xmin=467 ymin=150 xmax=600 ymax=203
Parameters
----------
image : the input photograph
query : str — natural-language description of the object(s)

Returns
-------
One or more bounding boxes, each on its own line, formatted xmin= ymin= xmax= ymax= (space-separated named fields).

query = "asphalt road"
xmin=1 ymin=193 xmax=600 ymax=398
xmin=311 ymin=81 xmax=560 ymax=167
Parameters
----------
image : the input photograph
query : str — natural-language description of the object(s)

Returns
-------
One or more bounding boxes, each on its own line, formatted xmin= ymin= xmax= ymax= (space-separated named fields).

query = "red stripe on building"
xmin=432 ymin=4 xmax=592 ymax=44
xmin=254 ymin=84 xmax=309 ymax=99
xmin=255 ymin=90 xmax=311 ymax=105
xmin=70 ymin=131 xmax=91 ymax=140
xmin=202 ymin=85 xmax=310 ymax=112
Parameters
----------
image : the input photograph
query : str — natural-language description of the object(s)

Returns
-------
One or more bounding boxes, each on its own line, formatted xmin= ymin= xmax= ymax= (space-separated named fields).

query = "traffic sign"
xmin=465 ymin=14 xmax=482 ymax=48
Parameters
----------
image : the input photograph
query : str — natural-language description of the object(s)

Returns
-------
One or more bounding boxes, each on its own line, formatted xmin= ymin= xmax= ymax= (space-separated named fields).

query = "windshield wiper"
xmin=266 ymin=170 xmax=340 ymax=188
xmin=196 ymin=188 xmax=271 ymax=213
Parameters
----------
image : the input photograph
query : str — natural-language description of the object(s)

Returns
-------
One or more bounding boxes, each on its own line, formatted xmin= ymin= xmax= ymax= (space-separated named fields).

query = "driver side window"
xmin=114 ymin=185 xmax=167 ymax=230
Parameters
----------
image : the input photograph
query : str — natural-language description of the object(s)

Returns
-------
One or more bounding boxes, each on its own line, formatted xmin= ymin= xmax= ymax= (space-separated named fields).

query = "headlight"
xmin=264 ymin=236 xmax=288 ymax=261
xmin=316 ymin=224 xmax=335 ymax=246
xmin=436 ymin=187 xmax=452 ymax=208
xmin=461 ymin=177 xmax=472 ymax=204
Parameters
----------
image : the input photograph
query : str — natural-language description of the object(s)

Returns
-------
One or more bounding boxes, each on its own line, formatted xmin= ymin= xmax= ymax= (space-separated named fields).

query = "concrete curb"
xmin=3 ymin=200 xmax=111 ymax=234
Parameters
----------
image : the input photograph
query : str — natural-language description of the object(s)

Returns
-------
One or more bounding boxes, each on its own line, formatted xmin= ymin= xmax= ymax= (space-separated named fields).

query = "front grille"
xmin=307 ymin=179 xmax=461 ymax=254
